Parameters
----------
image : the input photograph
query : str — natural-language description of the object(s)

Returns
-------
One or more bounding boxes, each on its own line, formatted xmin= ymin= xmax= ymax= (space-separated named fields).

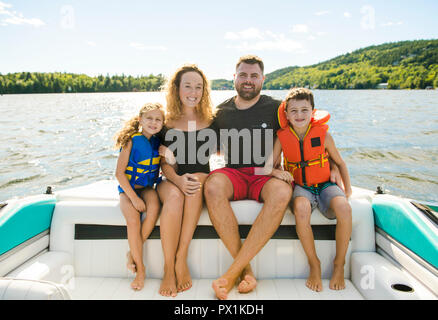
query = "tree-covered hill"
xmin=264 ymin=39 xmax=438 ymax=90
xmin=212 ymin=39 xmax=438 ymax=90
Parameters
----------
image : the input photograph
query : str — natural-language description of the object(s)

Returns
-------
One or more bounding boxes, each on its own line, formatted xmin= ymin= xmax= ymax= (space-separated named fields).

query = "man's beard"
xmin=236 ymin=83 xmax=262 ymax=101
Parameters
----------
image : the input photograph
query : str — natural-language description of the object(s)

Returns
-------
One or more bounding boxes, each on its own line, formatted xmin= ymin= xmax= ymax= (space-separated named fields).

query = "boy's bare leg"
xmin=157 ymin=181 xmax=185 ymax=297
xmin=329 ymin=196 xmax=352 ymax=290
xmin=293 ymin=197 xmax=322 ymax=292
xmin=120 ymin=193 xmax=145 ymax=290
xmin=205 ymin=175 xmax=292 ymax=299
xmin=175 ymin=173 xmax=208 ymax=292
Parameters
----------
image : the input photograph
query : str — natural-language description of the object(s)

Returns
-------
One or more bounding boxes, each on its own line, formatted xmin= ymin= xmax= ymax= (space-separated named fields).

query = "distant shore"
xmin=1 ymin=87 xmax=436 ymax=96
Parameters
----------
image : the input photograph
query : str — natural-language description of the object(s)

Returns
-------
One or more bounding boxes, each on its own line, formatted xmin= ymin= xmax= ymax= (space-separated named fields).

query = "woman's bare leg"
xmin=157 ymin=180 xmax=184 ymax=297
xmin=175 ymin=173 xmax=208 ymax=292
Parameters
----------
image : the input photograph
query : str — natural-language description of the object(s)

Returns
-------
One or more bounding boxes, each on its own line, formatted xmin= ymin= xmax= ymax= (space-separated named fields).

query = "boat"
xmin=0 ymin=179 xmax=437 ymax=300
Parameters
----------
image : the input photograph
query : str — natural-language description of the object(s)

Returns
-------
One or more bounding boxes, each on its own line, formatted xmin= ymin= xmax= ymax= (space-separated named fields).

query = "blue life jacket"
xmin=118 ymin=133 xmax=162 ymax=193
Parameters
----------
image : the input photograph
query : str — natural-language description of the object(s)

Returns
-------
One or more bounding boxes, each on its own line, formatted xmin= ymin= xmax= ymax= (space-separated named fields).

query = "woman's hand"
xmin=159 ymin=145 xmax=176 ymax=165
xmin=132 ymin=196 xmax=147 ymax=213
xmin=272 ymin=169 xmax=294 ymax=184
xmin=176 ymin=173 xmax=202 ymax=196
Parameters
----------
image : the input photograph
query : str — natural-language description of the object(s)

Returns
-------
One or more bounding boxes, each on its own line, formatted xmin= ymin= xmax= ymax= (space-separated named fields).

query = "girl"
xmin=114 ymin=102 xmax=165 ymax=291
xmin=157 ymin=64 xmax=215 ymax=297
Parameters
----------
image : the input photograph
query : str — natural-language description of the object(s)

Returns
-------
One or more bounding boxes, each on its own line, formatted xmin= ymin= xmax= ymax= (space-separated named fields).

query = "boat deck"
xmin=69 ymin=277 xmax=363 ymax=300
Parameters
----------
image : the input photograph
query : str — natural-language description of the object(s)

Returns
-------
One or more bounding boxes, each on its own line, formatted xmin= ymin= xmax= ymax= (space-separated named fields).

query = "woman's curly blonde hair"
xmin=114 ymin=102 xmax=165 ymax=149
xmin=165 ymin=64 xmax=214 ymax=123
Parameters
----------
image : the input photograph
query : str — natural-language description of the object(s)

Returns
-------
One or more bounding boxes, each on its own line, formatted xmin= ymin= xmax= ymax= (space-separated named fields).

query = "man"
xmin=204 ymin=55 xmax=293 ymax=300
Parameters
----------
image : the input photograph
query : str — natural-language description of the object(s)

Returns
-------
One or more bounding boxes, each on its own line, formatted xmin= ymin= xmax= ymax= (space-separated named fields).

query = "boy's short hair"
xmin=285 ymin=87 xmax=315 ymax=110
xmin=236 ymin=55 xmax=264 ymax=74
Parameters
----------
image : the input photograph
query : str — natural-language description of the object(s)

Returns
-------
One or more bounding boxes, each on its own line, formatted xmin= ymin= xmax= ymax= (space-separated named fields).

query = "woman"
xmin=157 ymin=64 xmax=215 ymax=297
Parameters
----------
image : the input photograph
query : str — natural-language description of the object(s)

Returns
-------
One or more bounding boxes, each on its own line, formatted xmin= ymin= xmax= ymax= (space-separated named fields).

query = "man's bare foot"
xmin=237 ymin=270 xmax=257 ymax=294
xmin=159 ymin=268 xmax=177 ymax=297
xmin=306 ymin=261 xmax=323 ymax=292
xmin=329 ymin=263 xmax=346 ymax=290
xmin=175 ymin=257 xmax=192 ymax=292
xmin=212 ymin=278 xmax=230 ymax=300
xmin=126 ymin=251 xmax=136 ymax=274
xmin=131 ymin=268 xmax=145 ymax=291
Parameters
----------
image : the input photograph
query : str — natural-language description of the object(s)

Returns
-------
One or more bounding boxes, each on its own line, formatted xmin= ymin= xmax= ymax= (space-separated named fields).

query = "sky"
xmin=1 ymin=0 xmax=437 ymax=80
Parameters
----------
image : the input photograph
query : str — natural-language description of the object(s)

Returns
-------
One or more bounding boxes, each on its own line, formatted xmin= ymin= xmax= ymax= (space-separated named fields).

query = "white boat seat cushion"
xmin=49 ymin=180 xmax=375 ymax=279
xmin=0 ymin=278 xmax=71 ymax=300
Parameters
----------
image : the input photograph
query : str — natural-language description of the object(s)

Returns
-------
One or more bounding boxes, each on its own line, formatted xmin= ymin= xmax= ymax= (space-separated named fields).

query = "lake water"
xmin=1 ymin=90 xmax=437 ymax=204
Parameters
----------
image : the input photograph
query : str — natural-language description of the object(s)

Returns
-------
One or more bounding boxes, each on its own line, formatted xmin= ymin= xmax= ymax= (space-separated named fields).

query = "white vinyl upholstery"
xmin=7 ymin=251 xmax=72 ymax=284
xmin=49 ymin=180 xmax=376 ymax=280
xmin=350 ymin=252 xmax=437 ymax=300
xmin=0 ymin=278 xmax=71 ymax=300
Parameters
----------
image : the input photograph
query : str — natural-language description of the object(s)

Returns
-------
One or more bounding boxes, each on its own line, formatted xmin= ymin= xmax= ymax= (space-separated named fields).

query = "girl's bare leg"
xmin=139 ymin=188 xmax=160 ymax=242
xmin=120 ymin=193 xmax=145 ymax=290
xmin=126 ymin=188 xmax=160 ymax=273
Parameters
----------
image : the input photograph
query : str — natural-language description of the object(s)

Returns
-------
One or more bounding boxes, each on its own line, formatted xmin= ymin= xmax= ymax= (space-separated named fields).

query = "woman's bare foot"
xmin=237 ymin=268 xmax=257 ymax=294
xmin=329 ymin=263 xmax=346 ymax=290
xmin=126 ymin=251 xmax=136 ymax=274
xmin=131 ymin=268 xmax=145 ymax=291
xmin=175 ymin=256 xmax=192 ymax=292
xmin=306 ymin=260 xmax=323 ymax=292
xmin=159 ymin=268 xmax=177 ymax=297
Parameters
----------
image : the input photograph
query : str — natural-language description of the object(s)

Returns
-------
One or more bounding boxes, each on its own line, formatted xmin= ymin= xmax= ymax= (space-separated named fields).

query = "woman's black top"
xmin=158 ymin=124 xmax=217 ymax=175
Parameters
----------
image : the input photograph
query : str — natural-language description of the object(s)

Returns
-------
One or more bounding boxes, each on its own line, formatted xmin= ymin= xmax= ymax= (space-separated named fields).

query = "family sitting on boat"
xmin=113 ymin=55 xmax=352 ymax=300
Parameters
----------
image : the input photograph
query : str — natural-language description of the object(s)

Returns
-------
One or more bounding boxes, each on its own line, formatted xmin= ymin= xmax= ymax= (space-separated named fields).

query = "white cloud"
xmin=315 ymin=10 xmax=330 ymax=16
xmin=224 ymin=27 xmax=264 ymax=40
xmin=344 ymin=12 xmax=352 ymax=18
xmin=130 ymin=42 xmax=167 ymax=51
xmin=87 ymin=41 xmax=97 ymax=47
xmin=291 ymin=24 xmax=309 ymax=33
xmin=225 ymin=28 xmax=304 ymax=53
xmin=3 ymin=15 xmax=45 ymax=27
xmin=0 ymin=1 xmax=45 ymax=27
xmin=224 ymin=32 xmax=240 ymax=40
xmin=0 ymin=1 xmax=12 ymax=13
xmin=381 ymin=21 xmax=403 ymax=27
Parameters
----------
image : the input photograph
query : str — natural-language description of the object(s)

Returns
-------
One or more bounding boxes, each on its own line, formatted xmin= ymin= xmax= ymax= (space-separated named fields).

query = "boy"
xmin=265 ymin=87 xmax=352 ymax=292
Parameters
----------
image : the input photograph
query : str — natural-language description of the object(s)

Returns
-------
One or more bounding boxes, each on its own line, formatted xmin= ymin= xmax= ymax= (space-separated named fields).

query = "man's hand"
xmin=272 ymin=169 xmax=294 ymax=184
xmin=330 ymin=162 xmax=344 ymax=192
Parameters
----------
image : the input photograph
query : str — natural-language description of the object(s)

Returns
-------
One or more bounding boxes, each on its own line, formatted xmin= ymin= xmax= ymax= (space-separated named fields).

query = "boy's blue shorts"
xmin=292 ymin=182 xmax=346 ymax=220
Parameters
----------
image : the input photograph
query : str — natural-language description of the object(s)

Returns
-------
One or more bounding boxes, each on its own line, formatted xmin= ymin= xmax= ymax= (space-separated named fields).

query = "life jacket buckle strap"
xmin=298 ymin=161 xmax=309 ymax=168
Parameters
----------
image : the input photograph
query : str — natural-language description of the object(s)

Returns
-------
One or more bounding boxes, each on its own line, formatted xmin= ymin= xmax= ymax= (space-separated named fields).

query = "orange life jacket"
xmin=277 ymin=104 xmax=331 ymax=187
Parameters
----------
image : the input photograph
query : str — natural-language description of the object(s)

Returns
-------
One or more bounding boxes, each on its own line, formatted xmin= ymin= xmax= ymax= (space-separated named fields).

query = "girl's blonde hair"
xmin=165 ymin=64 xmax=214 ymax=123
xmin=114 ymin=102 xmax=165 ymax=149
